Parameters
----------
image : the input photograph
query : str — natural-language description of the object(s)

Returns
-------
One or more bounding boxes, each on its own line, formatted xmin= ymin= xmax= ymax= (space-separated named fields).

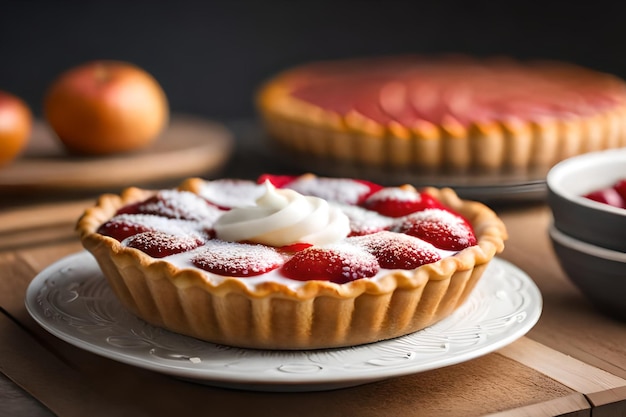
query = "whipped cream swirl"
xmin=214 ymin=181 xmax=350 ymax=247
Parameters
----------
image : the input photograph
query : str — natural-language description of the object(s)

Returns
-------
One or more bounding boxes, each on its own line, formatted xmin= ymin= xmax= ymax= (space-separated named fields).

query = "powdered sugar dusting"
xmin=100 ymin=175 xmax=477 ymax=285
xmin=191 ymin=240 xmax=284 ymax=277
xmin=367 ymin=187 xmax=423 ymax=203
xmin=138 ymin=190 xmax=224 ymax=222
xmin=286 ymin=177 xmax=371 ymax=204
xmin=333 ymin=203 xmax=395 ymax=235
xmin=399 ymin=209 xmax=467 ymax=231
xmin=199 ymin=179 xmax=265 ymax=208
xmin=395 ymin=209 xmax=476 ymax=250
xmin=99 ymin=214 xmax=205 ymax=241
xmin=124 ymin=231 xmax=204 ymax=258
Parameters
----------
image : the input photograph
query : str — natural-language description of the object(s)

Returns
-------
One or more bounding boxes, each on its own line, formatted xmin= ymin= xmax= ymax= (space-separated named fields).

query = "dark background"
xmin=1 ymin=0 xmax=625 ymax=123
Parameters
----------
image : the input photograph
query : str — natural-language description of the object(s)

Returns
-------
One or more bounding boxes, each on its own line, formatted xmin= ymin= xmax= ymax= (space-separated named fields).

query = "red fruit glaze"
xmin=191 ymin=241 xmax=284 ymax=277
xmin=350 ymin=231 xmax=442 ymax=269
xmin=395 ymin=209 xmax=476 ymax=251
xmin=282 ymin=244 xmax=379 ymax=283
xmin=363 ymin=187 xmax=444 ymax=217
xmin=125 ymin=231 xmax=204 ymax=258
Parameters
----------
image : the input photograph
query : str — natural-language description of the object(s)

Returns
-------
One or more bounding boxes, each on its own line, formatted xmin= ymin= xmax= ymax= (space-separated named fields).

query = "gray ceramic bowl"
xmin=549 ymin=224 xmax=626 ymax=321
xmin=546 ymin=148 xmax=626 ymax=252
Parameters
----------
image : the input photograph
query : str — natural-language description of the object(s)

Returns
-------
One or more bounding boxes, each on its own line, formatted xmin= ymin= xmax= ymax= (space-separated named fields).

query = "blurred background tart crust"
xmin=257 ymin=55 xmax=626 ymax=173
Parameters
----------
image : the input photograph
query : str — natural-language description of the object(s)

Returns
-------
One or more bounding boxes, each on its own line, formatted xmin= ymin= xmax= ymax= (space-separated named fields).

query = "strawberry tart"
xmin=77 ymin=174 xmax=507 ymax=350
xmin=257 ymin=55 xmax=626 ymax=173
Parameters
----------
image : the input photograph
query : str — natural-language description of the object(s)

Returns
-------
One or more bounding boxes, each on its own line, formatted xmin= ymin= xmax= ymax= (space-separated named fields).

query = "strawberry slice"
xmin=114 ymin=201 xmax=142 ymax=215
xmin=98 ymin=216 xmax=153 ymax=241
xmin=584 ymin=187 xmax=626 ymax=208
xmin=191 ymin=241 xmax=284 ymax=277
xmin=336 ymin=204 xmax=395 ymax=236
xmin=117 ymin=190 xmax=225 ymax=221
xmin=394 ymin=209 xmax=477 ymax=251
xmin=363 ymin=187 xmax=444 ymax=218
xmin=350 ymin=231 xmax=442 ymax=269
xmin=125 ymin=231 xmax=204 ymax=258
xmin=282 ymin=244 xmax=379 ymax=283
xmin=97 ymin=214 xmax=201 ymax=242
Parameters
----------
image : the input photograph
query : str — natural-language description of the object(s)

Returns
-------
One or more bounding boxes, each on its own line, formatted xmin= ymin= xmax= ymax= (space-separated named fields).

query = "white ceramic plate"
xmin=25 ymin=251 xmax=542 ymax=392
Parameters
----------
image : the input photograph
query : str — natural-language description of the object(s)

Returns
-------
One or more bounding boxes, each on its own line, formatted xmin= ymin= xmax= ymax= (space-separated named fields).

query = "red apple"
xmin=44 ymin=60 xmax=169 ymax=155
xmin=0 ymin=90 xmax=32 ymax=166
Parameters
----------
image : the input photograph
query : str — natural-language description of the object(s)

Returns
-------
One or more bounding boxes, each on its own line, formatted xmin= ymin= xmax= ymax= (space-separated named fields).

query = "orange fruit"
xmin=0 ymin=90 xmax=32 ymax=166
xmin=44 ymin=60 xmax=169 ymax=155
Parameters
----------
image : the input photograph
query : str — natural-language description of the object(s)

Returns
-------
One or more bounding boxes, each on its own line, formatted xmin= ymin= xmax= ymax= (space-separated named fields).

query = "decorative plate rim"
xmin=25 ymin=251 xmax=542 ymax=392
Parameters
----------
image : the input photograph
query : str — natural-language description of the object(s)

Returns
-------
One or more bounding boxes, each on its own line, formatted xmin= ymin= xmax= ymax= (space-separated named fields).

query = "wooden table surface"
xmin=1 ymin=121 xmax=626 ymax=417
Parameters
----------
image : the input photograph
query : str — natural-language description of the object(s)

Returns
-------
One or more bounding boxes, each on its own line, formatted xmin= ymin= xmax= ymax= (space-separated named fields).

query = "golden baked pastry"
xmin=257 ymin=55 xmax=626 ymax=173
xmin=77 ymin=174 xmax=507 ymax=350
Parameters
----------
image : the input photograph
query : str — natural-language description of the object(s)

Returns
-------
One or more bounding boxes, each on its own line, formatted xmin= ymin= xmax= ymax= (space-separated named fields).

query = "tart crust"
xmin=77 ymin=179 xmax=507 ymax=350
xmin=257 ymin=56 xmax=626 ymax=173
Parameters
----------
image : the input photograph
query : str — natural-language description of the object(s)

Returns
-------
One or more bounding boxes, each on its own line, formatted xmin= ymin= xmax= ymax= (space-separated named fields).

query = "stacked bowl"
xmin=546 ymin=148 xmax=626 ymax=321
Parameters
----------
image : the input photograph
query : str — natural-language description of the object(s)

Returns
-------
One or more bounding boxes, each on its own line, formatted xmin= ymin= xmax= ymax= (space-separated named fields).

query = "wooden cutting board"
xmin=0 ymin=114 xmax=234 ymax=195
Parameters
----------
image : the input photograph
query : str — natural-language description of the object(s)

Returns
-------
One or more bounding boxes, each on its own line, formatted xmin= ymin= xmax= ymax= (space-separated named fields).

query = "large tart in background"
xmin=77 ymin=173 xmax=506 ymax=350
xmin=257 ymin=55 xmax=626 ymax=174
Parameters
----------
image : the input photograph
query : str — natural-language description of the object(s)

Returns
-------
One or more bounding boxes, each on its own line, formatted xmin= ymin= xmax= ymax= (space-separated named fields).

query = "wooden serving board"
xmin=0 ymin=114 xmax=234 ymax=195
xmin=3 ymin=167 xmax=626 ymax=416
